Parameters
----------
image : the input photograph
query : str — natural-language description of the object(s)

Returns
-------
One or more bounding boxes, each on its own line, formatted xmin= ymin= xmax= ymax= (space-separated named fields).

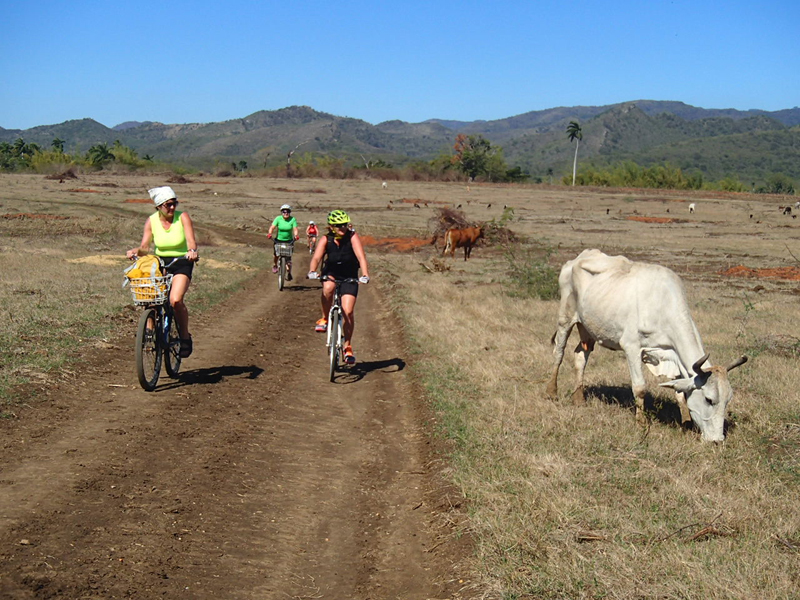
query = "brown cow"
xmin=442 ymin=226 xmax=484 ymax=261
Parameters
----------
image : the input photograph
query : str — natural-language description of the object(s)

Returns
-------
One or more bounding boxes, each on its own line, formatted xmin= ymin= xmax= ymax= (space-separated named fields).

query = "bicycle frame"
xmin=131 ymin=257 xmax=183 ymax=390
xmin=321 ymin=277 xmax=359 ymax=381
xmin=275 ymin=240 xmax=294 ymax=291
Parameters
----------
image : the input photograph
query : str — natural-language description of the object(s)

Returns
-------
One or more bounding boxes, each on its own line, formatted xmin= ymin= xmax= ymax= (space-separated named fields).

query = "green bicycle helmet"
xmin=327 ymin=209 xmax=350 ymax=225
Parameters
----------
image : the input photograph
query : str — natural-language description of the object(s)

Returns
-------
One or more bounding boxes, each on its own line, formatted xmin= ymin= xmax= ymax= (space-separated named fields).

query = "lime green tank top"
xmin=150 ymin=211 xmax=188 ymax=257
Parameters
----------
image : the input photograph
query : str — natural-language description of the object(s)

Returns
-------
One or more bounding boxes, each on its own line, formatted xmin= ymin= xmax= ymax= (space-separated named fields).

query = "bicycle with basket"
xmin=274 ymin=241 xmax=294 ymax=291
xmin=125 ymin=256 xmax=183 ymax=391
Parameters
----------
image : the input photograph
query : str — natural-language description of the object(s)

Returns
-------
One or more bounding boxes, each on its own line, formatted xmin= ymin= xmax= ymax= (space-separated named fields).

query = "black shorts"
xmin=323 ymin=274 xmax=359 ymax=298
xmin=163 ymin=257 xmax=194 ymax=280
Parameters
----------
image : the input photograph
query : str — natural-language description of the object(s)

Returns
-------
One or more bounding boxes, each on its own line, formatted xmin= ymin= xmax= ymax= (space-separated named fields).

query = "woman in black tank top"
xmin=308 ymin=211 xmax=371 ymax=365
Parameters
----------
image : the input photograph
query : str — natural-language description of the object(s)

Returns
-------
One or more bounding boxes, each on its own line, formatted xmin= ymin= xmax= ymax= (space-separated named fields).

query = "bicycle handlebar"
xmin=319 ymin=276 xmax=360 ymax=283
xmin=126 ymin=253 xmax=198 ymax=266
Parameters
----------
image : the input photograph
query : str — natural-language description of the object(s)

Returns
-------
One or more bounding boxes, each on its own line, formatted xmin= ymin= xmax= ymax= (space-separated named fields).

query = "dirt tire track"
xmin=0 ymin=253 xmax=464 ymax=599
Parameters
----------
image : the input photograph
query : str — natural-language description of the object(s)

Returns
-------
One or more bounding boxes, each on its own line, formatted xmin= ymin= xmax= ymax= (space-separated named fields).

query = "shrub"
xmin=504 ymin=244 xmax=560 ymax=300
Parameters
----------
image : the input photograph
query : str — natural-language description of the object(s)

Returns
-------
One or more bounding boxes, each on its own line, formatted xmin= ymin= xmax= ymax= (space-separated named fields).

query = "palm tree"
xmin=87 ymin=143 xmax=115 ymax=166
xmin=52 ymin=137 xmax=65 ymax=153
xmin=566 ymin=121 xmax=583 ymax=186
xmin=13 ymin=138 xmax=27 ymax=157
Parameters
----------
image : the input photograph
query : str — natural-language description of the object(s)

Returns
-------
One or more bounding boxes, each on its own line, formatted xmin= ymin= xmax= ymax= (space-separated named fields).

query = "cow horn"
xmin=726 ymin=355 xmax=748 ymax=372
xmin=692 ymin=353 xmax=710 ymax=375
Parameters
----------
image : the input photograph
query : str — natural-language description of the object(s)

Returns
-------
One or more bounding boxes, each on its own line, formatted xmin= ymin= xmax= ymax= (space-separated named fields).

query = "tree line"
xmin=2 ymin=130 xmax=795 ymax=195
xmin=0 ymin=137 xmax=153 ymax=171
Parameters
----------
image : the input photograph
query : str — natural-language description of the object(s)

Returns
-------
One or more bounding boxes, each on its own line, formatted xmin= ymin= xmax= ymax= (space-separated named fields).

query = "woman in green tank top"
xmin=267 ymin=203 xmax=300 ymax=279
xmin=126 ymin=186 xmax=199 ymax=358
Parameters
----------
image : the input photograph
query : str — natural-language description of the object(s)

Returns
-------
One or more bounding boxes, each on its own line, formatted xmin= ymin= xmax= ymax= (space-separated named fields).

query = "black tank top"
xmin=322 ymin=231 xmax=359 ymax=278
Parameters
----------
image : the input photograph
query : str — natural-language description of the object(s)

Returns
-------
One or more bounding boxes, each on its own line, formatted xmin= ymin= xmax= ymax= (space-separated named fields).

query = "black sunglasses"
xmin=162 ymin=201 xmax=178 ymax=209
xmin=281 ymin=209 xmax=291 ymax=214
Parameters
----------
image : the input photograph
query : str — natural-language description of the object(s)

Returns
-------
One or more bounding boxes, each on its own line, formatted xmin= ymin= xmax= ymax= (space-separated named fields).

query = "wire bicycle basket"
xmin=128 ymin=275 xmax=173 ymax=306
xmin=274 ymin=242 xmax=294 ymax=257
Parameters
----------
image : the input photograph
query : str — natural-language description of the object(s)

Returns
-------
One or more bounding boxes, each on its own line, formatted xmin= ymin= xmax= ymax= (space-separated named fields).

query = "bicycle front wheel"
xmin=278 ymin=256 xmax=286 ymax=291
xmin=135 ymin=308 xmax=162 ymax=391
xmin=328 ymin=309 xmax=340 ymax=382
xmin=163 ymin=309 xmax=182 ymax=378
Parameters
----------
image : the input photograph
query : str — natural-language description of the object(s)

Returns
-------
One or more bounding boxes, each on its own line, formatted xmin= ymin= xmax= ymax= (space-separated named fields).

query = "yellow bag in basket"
xmin=125 ymin=255 xmax=163 ymax=280
xmin=123 ymin=255 xmax=166 ymax=302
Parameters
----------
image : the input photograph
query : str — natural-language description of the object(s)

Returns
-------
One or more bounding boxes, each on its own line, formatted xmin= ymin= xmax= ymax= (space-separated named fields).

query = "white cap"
xmin=148 ymin=186 xmax=177 ymax=207
xmin=309 ymin=220 xmax=315 ymax=224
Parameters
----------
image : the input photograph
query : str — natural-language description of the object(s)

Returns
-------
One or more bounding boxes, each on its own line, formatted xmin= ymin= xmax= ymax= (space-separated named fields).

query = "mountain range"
xmin=2 ymin=101 xmax=799 ymax=182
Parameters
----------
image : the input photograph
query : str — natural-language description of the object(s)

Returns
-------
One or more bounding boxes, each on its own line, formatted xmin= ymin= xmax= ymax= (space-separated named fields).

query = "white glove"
xmin=307 ymin=271 xmax=319 ymax=280
xmin=359 ymin=276 xmax=370 ymax=284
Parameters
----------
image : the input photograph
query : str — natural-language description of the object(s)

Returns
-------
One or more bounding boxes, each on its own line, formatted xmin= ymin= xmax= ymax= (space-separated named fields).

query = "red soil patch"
xmin=2 ymin=213 xmax=69 ymax=220
xmin=720 ymin=265 xmax=800 ymax=281
xmin=124 ymin=198 xmax=152 ymax=204
xmin=360 ymin=235 xmax=432 ymax=252
xmin=68 ymin=188 xmax=102 ymax=193
xmin=199 ymin=181 xmax=232 ymax=184
xmin=626 ymin=216 xmax=676 ymax=224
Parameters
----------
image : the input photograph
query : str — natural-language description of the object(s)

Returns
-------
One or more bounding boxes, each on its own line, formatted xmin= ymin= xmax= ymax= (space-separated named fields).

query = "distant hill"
xmin=2 ymin=101 xmax=798 ymax=182
xmin=112 ymin=121 xmax=153 ymax=131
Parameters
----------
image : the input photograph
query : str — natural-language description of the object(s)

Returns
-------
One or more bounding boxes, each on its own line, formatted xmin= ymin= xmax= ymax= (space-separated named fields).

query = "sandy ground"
xmin=0 ymin=244 xmax=468 ymax=599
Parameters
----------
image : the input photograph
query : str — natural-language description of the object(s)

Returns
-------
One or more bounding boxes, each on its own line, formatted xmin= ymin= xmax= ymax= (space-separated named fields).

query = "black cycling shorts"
xmin=324 ymin=274 xmax=358 ymax=298
xmin=164 ymin=257 xmax=194 ymax=280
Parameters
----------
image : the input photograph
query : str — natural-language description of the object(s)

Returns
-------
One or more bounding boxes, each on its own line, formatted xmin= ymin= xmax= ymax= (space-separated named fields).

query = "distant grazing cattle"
xmin=546 ymin=249 xmax=747 ymax=442
xmin=382 ymin=181 xmax=388 ymax=189
xmin=442 ymin=226 xmax=484 ymax=261
xmin=689 ymin=203 xmax=696 ymax=213
xmin=783 ymin=206 xmax=792 ymax=215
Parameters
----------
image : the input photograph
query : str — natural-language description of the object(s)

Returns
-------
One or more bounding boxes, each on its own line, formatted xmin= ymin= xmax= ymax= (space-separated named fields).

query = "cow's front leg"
xmin=545 ymin=323 xmax=574 ymax=399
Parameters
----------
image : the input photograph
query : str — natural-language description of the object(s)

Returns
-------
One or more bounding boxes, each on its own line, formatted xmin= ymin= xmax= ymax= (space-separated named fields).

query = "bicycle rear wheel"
xmin=278 ymin=256 xmax=286 ymax=291
xmin=328 ymin=309 xmax=340 ymax=382
xmin=163 ymin=309 xmax=182 ymax=378
xmin=135 ymin=308 xmax=162 ymax=391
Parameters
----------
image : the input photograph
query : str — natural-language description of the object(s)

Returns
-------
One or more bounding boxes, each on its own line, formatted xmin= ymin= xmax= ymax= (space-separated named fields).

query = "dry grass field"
xmin=2 ymin=172 xmax=799 ymax=599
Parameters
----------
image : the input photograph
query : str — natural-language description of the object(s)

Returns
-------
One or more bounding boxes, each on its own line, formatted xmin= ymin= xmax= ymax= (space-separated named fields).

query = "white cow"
xmin=545 ymin=249 xmax=747 ymax=442
xmin=689 ymin=203 xmax=696 ymax=213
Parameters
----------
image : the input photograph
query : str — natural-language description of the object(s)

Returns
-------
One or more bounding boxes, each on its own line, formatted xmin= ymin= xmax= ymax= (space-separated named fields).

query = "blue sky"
xmin=1 ymin=0 xmax=798 ymax=130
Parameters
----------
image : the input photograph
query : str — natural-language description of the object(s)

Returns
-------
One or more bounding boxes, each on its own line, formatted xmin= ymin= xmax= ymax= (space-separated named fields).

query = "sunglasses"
xmin=162 ymin=201 xmax=178 ymax=209
xmin=281 ymin=210 xmax=291 ymax=214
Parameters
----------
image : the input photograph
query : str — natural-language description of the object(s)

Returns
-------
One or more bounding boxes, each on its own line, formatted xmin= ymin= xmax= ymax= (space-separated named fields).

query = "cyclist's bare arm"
xmin=308 ymin=238 xmax=327 ymax=274
xmin=349 ymin=232 xmax=370 ymax=280
xmin=127 ymin=219 xmax=154 ymax=259
xmin=179 ymin=212 xmax=199 ymax=262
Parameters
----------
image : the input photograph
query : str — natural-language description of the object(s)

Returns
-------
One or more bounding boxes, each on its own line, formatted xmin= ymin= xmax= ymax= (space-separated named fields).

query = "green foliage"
xmin=718 ymin=175 xmax=745 ymax=192
xmin=565 ymin=160 xmax=705 ymax=189
xmin=86 ymin=142 xmax=115 ymax=166
xmin=0 ymin=137 xmax=155 ymax=173
xmin=503 ymin=244 xmax=560 ymax=300
xmin=756 ymin=173 xmax=796 ymax=195
xmin=451 ymin=134 xmax=527 ymax=182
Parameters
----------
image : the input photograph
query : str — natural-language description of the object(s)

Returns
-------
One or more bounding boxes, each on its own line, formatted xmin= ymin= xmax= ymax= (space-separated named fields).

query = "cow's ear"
xmin=659 ymin=377 xmax=696 ymax=395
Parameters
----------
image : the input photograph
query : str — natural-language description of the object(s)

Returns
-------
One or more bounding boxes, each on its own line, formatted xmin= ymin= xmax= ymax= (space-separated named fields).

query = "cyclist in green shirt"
xmin=267 ymin=204 xmax=299 ymax=280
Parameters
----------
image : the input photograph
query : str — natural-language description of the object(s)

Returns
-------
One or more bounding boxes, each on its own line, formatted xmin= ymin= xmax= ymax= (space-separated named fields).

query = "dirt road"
xmin=0 ymin=250 xmax=465 ymax=599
